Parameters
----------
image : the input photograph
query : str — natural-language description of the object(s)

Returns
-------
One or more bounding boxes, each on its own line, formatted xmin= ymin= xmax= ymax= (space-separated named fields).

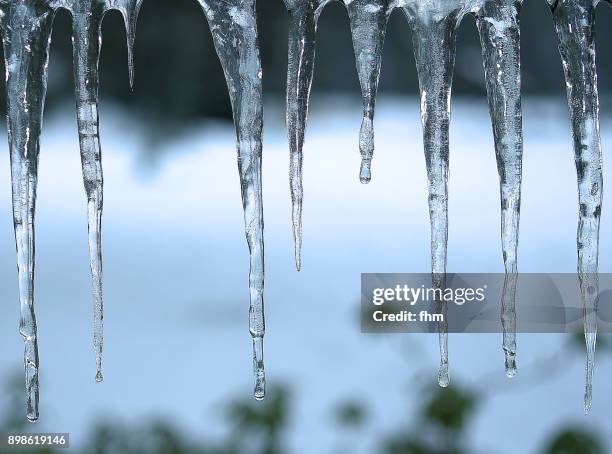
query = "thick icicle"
xmin=475 ymin=0 xmax=523 ymax=378
xmin=402 ymin=3 xmax=459 ymax=388
xmin=199 ymin=0 xmax=266 ymax=400
xmin=549 ymin=0 xmax=603 ymax=414
xmin=344 ymin=0 xmax=392 ymax=183
xmin=283 ymin=0 xmax=329 ymax=271
xmin=0 ymin=0 xmax=56 ymax=422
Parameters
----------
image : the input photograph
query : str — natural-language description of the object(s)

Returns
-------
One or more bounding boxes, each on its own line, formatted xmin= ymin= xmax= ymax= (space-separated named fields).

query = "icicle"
xmin=0 ymin=0 xmax=56 ymax=422
xmin=549 ymin=0 xmax=603 ymax=414
xmin=402 ymin=3 xmax=460 ymax=388
xmin=475 ymin=0 xmax=524 ymax=378
xmin=109 ymin=0 xmax=143 ymax=88
xmin=283 ymin=0 xmax=330 ymax=271
xmin=69 ymin=1 xmax=107 ymax=384
xmin=199 ymin=0 xmax=266 ymax=400
xmin=67 ymin=0 xmax=143 ymax=384
xmin=344 ymin=0 xmax=392 ymax=183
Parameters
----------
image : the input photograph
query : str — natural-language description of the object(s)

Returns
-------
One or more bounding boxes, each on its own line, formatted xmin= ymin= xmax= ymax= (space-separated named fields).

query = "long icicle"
xmin=199 ymin=0 xmax=266 ymax=400
xmin=69 ymin=0 xmax=143 ymax=384
xmin=344 ymin=0 xmax=392 ymax=183
xmin=550 ymin=0 xmax=603 ymax=414
xmin=70 ymin=1 xmax=106 ymax=384
xmin=475 ymin=0 xmax=524 ymax=378
xmin=0 ymin=0 xmax=56 ymax=422
xmin=404 ymin=6 xmax=458 ymax=388
xmin=283 ymin=0 xmax=329 ymax=271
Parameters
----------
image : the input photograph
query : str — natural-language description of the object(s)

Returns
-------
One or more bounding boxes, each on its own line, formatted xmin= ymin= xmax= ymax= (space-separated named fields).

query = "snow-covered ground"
xmin=0 ymin=95 xmax=610 ymax=452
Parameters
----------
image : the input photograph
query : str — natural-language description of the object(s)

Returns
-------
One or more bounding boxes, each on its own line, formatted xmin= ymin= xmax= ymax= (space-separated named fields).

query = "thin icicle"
xmin=109 ymin=0 xmax=143 ymax=88
xmin=344 ymin=0 xmax=392 ymax=183
xmin=549 ymin=0 xmax=603 ymax=414
xmin=475 ymin=0 xmax=523 ymax=378
xmin=283 ymin=0 xmax=330 ymax=271
xmin=402 ymin=2 xmax=461 ymax=388
xmin=0 ymin=0 xmax=56 ymax=422
xmin=70 ymin=1 xmax=107 ymax=384
xmin=199 ymin=0 xmax=266 ymax=400
xmin=68 ymin=0 xmax=142 ymax=384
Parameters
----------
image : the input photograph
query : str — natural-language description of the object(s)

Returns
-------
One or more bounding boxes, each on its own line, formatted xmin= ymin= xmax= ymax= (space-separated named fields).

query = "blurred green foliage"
xmin=0 ymin=369 xmax=606 ymax=454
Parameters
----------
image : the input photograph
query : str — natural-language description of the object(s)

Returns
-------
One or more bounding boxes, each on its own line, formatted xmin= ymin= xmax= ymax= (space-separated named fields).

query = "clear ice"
xmin=548 ymin=0 xmax=604 ymax=414
xmin=335 ymin=0 xmax=524 ymax=386
xmin=0 ymin=0 xmax=55 ymax=422
xmin=475 ymin=0 xmax=523 ymax=379
xmin=0 ymin=0 xmax=143 ymax=420
xmin=283 ymin=0 xmax=332 ymax=271
xmin=344 ymin=0 xmax=393 ymax=184
xmin=1 ymin=0 xmax=607 ymax=421
xmin=198 ymin=0 xmax=266 ymax=400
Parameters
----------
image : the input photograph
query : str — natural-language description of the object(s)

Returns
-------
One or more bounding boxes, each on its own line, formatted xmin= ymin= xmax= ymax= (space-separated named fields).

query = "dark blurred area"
xmin=1 ymin=0 xmax=612 ymax=127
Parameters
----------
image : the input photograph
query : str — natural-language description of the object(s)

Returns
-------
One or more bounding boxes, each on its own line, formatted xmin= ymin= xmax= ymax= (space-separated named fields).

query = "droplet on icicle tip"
xmin=438 ymin=362 xmax=450 ymax=388
xmin=253 ymin=336 xmax=266 ymax=400
xmin=504 ymin=351 xmax=517 ymax=378
xmin=360 ymin=158 xmax=372 ymax=184
xmin=95 ymin=370 xmax=103 ymax=383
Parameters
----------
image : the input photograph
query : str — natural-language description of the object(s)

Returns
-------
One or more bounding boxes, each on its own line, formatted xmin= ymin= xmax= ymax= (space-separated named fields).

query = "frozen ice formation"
xmin=1 ymin=0 xmax=267 ymax=419
xmin=0 ymin=0 xmax=608 ymax=421
xmin=284 ymin=0 xmax=525 ymax=388
xmin=548 ymin=0 xmax=604 ymax=414
xmin=283 ymin=0 xmax=332 ymax=271
xmin=0 ymin=0 xmax=143 ymax=421
xmin=0 ymin=0 xmax=142 ymax=421
xmin=197 ymin=0 xmax=266 ymax=401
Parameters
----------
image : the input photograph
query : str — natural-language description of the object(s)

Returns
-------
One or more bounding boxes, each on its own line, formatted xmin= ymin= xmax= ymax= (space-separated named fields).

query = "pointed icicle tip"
xmin=294 ymin=236 xmax=301 ymax=272
xmin=120 ymin=0 xmax=143 ymax=90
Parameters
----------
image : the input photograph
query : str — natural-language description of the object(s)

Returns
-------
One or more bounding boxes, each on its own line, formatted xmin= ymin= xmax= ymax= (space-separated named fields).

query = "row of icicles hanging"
xmin=0 ymin=0 xmax=606 ymax=422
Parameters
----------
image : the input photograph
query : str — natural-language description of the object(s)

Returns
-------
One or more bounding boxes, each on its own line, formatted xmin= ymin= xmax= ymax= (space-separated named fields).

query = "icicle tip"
xmin=504 ymin=351 xmax=517 ymax=378
xmin=253 ymin=336 xmax=265 ymax=400
xmin=359 ymin=159 xmax=372 ymax=184
xmin=584 ymin=385 xmax=592 ymax=415
xmin=437 ymin=362 xmax=450 ymax=388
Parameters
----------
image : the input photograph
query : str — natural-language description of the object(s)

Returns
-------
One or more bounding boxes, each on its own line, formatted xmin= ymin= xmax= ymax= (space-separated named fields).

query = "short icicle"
xmin=475 ymin=0 xmax=524 ymax=378
xmin=111 ymin=0 xmax=144 ymax=88
xmin=0 ymin=0 xmax=57 ymax=422
xmin=403 ymin=3 xmax=459 ymax=388
xmin=199 ymin=0 xmax=266 ymax=400
xmin=344 ymin=0 xmax=392 ymax=183
xmin=283 ymin=0 xmax=330 ymax=271
xmin=550 ymin=0 xmax=603 ymax=414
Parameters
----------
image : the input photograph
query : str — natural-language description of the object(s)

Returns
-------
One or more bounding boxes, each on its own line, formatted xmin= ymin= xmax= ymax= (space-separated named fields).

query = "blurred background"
xmin=1 ymin=0 xmax=612 ymax=452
